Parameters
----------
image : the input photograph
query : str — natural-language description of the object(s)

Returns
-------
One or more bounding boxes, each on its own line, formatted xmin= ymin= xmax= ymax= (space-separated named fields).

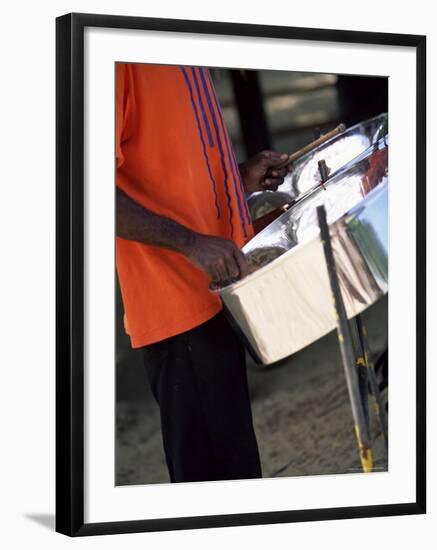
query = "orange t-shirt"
xmin=116 ymin=63 xmax=253 ymax=348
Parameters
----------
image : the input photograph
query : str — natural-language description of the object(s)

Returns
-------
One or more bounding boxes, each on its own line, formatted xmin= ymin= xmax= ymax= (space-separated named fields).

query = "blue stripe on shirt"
xmin=205 ymin=69 xmax=252 ymax=226
xmin=192 ymin=67 xmax=234 ymax=236
xmin=199 ymin=68 xmax=248 ymax=237
xmin=190 ymin=68 xmax=214 ymax=148
xmin=180 ymin=67 xmax=220 ymax=219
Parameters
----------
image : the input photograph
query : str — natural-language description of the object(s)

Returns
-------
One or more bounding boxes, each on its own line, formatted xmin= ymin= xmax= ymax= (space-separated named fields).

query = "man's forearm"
xmin=116 ymin=187 xmax=195 ymax=254
xmin=116 ymin=187 xmax=248 ymax=285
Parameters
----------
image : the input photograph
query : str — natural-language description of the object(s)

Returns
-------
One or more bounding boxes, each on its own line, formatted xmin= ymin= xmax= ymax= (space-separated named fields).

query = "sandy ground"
xmin=116 ymin=295 xmax=388 ymax=485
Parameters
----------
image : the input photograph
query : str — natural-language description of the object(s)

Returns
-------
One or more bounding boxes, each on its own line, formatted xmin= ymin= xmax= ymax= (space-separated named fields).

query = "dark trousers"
xmin=142 ymin=312 xmax=262 ymax=483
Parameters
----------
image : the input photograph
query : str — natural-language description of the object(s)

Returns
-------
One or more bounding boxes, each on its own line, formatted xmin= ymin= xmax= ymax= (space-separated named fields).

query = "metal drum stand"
xmin=317 ymin=204 xmax=388 ymax=473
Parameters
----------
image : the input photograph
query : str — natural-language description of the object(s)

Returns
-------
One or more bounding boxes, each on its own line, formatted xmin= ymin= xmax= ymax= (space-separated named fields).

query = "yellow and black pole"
xmin=355 ymin=315 xmax=388 ymax=454
xmin=317 ymin=205 xmax=373 ymax=473
xmin=349 ymin=319 xmax=370 ymax=434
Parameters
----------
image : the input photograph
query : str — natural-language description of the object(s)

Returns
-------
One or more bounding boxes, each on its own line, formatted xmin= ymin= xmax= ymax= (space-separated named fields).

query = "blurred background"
xmin=209 ymin=69 xmax=387 ymax=161
xmin=116 ymin=68 xmax=388 ymax=485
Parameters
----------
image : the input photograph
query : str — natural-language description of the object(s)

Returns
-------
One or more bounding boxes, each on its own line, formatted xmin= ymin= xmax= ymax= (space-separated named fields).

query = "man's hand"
xmin=117 ymin=187 xmax=248 ymax=288
xmin=239 ymin=150 xmax=293 ymax=194
xmin=184 ymin=233 xmax=248 ymax=288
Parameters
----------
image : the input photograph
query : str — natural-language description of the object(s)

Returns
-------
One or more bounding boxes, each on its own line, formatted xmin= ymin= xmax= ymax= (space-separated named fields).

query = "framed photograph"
xmin=56 ymin=12 xmax=426 ymax=536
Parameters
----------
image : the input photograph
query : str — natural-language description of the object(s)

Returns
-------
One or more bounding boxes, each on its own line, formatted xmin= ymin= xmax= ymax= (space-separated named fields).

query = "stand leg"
xmin=317 ymin=205 xmax=373 ymax=473
xmin=355 ymin=315 xmax=389 ymax=455
xmin=350 ymin=319 xmax=371 ymax=436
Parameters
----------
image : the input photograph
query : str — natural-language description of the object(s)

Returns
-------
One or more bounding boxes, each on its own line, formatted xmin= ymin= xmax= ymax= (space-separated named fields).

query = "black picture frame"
xmin=56 ymin=12 xmax=426 ymax=537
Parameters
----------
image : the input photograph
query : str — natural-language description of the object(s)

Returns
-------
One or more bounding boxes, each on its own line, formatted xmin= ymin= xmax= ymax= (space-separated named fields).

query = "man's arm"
xmin=116 ymin=187 xmax=248 ymax=286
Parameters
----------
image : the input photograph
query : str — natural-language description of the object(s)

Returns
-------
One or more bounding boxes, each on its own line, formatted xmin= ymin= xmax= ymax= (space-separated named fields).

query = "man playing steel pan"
xmin=116 ymin=63 xmax=291 ymax=483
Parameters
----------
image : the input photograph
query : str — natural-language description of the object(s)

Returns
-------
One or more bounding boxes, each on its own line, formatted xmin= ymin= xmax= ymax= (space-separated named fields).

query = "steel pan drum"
xmin=217 ymin=136 xmax=388 ymax=365
xmin=248 ymin=113 xmax=387 ymax=222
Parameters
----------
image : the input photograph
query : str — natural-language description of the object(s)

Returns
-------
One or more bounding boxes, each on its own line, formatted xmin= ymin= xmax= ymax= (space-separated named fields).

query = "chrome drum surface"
xmin=217 ymin=137 xmax=388 ymax=365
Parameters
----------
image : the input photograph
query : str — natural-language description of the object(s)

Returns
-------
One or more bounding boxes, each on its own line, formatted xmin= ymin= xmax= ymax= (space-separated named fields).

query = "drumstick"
xmin=288 ymin=123 xmax=346 ymax=164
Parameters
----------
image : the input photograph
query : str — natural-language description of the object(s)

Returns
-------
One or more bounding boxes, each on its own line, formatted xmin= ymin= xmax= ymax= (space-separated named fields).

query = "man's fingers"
xmin=210 ymin=256 xmax=237 ymax=287
xmin=215 ymin=258 xmax=229 ymax=284
xmin=207 ymin=258 xmax=226 ymax=284
xmin=233 ymin=249 xmax=249 ymax=279
xmin=210 ymin=265 xmax=222 ymax=284
xmin=267 ymin=166 xmax=287 ymax=179
xmin=260 ymin=150 xmax=289 ymax=162
xmin=196 ymin=237 xmax=250 ymax=287
xmin=262 ymin=178 xmax=283 ymax=191
xmin=259 ymin=150 xmax=290 ymax=168
xmin=223 ymin=254 xmax=240 ymax=280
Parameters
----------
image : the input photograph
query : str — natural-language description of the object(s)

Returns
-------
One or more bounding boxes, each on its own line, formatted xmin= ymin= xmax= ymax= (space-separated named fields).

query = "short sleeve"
xmin=116 ymin=64 xmax=135 ymax=170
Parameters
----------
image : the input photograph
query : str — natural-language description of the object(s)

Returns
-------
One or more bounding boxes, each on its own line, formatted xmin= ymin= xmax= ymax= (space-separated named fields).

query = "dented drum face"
xmin=244 ymin=136 xmax=388 ymax=256
xmin=216 ymin=137 xmax=388 ymax=365
xmin=247 ymin=191 xmax=293 ymax=221
xmin=280 ymin=112 xmax=388 ymax=199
